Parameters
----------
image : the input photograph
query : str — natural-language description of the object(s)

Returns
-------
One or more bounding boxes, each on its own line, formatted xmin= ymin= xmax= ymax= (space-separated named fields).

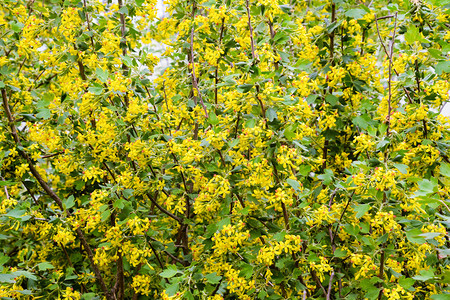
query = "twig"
xmin=245 ymin=0 xmax=257 ymax=61
xmin=189 ymin=16 xmax=209 ymax=118
xmin=310 ymin=269 xmax=327 ymax=296
xmin=41 ymin=151 xmax=64 ymax=159
xmin=326 ymin=271 xmax=335 ymax=300
xmin=145 ymin=192 xmax=182 ymax=223
xmin=82 ymin=0 xmax=95 ymax=49
xmin=214 ymin=18 xmax=225 ymax=105
xmin=332 ymin=190 xmax=356 ymax=240
xmin=1 ymin=88 xmax=113 ymax=300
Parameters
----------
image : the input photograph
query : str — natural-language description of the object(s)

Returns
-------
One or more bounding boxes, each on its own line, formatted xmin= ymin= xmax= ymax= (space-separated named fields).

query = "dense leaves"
xmin=0 ymin=0 xmax=450 ymax=299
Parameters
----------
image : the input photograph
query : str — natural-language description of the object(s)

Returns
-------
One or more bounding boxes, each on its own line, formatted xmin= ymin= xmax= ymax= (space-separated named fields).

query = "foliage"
xmin=1 ymin=0 xmax=450 ymax=299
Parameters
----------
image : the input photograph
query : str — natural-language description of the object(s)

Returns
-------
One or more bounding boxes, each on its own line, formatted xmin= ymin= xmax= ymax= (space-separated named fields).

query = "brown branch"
xmin=59 ymin=243 xmax=87 ymax=293
xmin=145 ymin=192 xmax=182 ymax=223
xmin=189 ymin=11 xmax=208 ymax=118
xmin=82 ymin=0 xmax=95 ymax=50
xmin=377 ymin=248 xmax=386 ymax=300
xmin=326 ymin=271 xmax=335 ymax=300
xmin=245 ymin=0 xmax=257 ymax=61
xmin=332 ymin=190 xmax=356 ymax=240
xmin=268 ymin=19 xmax=279 ymax=70
xmin=376 ymin=14 xmax=394 ymax=20
xmin=1 ymin=88 xmax=113 ymax=300
xmin=0 ymin=176 xmax=10 ymax=199
xmin=214 ymin=18 xmax=225 ymax=105
xmin=41 ymin=151 xmax=64 ymax=159
xmin=310 ymin=269 xmax=327 ymax=296
xmin=17 ymin=58 xmax=26 ymax=76
xmin=329 ymin=2 xmax=336 ymax=65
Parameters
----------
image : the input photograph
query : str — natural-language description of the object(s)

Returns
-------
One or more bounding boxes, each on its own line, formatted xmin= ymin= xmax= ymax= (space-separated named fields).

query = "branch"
xmin=82 ymin=0 xmax=95 ymax=49
xmin=189 ymin=11 xmax=209 ymax=118
xmin=1 ymin=88 xmax=113 ymax=300
xmin=145 ymin=192 xmax=182 ymax=223
xmin=310 ymin=269 xmax=327 ymax=296
xmin=214 ymin=18 xmax=225 ymax=105
xmin=326 ymin=271 xmax=335 ymax=300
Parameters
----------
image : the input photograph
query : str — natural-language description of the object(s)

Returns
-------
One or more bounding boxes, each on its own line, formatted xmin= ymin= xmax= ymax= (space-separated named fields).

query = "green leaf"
xmin=205 ymin=272 xmax=222 ymax=284
xmin=344 ymin=224 xmax=360 ymax=236
xmin=352 ymin=115 xmax=369 ymax=130
xmin=287 ymin=178 xmax=302 ymax=192
xmin=37 ymin=262 xmax=55 ymax=271
xmin=239 ymin=263 xmax=253 ymax=279
xmin=11 ymin=21 xmax=24 ymax=33
xmin=266 ymin=107 xmax=277 ymax=122
xmin=398 ymin=277 xmax=415 ymax=290
xmin=440 ymin=163 xmax=450 ymax=177
xmin=325 ymin=94 xmax=338 ymax=106
xmin=88 ymin=86 xmax=103 ymax=95
xmin=160 ymin=266 xmax=179 ymax=278
xmin=344 ymin=8 xmax=367 ymax=19
xmin=0 ymin=81 xmax=5 ymax=88
xmin=184 ymin=291 xmax=194 ymax=300
xmin=364 ymin=287 xmax=381 ymax=300
xmin=96 ymin=68 xmax=109 ymax=83
xmin=208 ymin=111 xmax=219 ymax=125
xmin=436 ymin=61 xmax=450 ymax=75
xmin=36 ymin=109 xmax=52 ymax=120
xmin=237 ymin=84 xmax=253 ymax=93
xmin=298 ymin=164 xmax=311 ymax=176
xmin=165 ymin=282 xmax=179 ymax=297
xmin=393 ymin=163 xmax=408 ymax=174
xmin=413 ymin=269 xmax=434 ymax=281
xmin=419 ymin=232 xmax=442 ymax=239
xmin=81 ymin=293 xmax=97 ymax=300
xmin=353 ymin=203 xmax=371 ymax=219
xmin=273 ymin=231 xmax=286 ymax=242
xmin=334 ymin=248 xmax=347 ymax=258
xmin=0 ymin=274 xmax=16 ymax=283
xmin=416 ymin=178 xmax=438 ymax=195
xmin=431 ymin=294 xmax=450 ymax=300
xmin=118 ymin=6 xmax=128 ymax=14
xmin=0 ymin=180 xmax=17 ymax=186
xmin=406 ymin=228 xmax=426 ymax=244
xmin=284 ymin=124 xmax=296 ymax=140
xmin=135 ymin=0 xmax=145 ymax=6
xmin=114 ymin=198 xmax=125 ymax=209
xmin=405 ymin=25 xmax=420 ymax=44
xmin=120 ymin=55 xmax=133 ymax=67
xmin=317 ymin=169 xmax=334 ymax=185
xmin=64 ymin=195 xmax=75 ymax=209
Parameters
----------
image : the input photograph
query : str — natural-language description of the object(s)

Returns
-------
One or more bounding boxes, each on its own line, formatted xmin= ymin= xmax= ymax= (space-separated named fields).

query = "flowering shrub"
xmin=1 ymin=0 xmax=450 ymax=299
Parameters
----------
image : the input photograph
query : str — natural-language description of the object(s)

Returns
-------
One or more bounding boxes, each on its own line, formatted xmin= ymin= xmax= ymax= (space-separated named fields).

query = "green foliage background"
xmin=0 ymin=0 xmax=450 ymax=299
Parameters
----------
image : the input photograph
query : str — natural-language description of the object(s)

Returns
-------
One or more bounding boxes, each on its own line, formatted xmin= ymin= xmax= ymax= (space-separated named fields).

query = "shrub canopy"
xmin=1 ymin=0 xmax=450 ymax=299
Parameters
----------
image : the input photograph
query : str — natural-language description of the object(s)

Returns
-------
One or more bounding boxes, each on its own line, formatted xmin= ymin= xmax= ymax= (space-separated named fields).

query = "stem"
xmin=214 ymin=18 xmax=225 ymax=105
xmin=310 ymin=269 xmax=327 ymax=296
xmin=1 ymin=88 xmax=113 ymax=300
xmin=268 ymin=19 xmax=279 ymax=70
xmin=326 ymin=271 xmax=335 ymax=300
xmin=82 ymin=0 xmax=95 ymax=50
xmin=189 ymin=3 xmax=208 ymax=118
xmin=329 ymin=1 xmax=336 ymax=65
xmin=245 ymin=0 xmax=257 ymax=61
xmin=145 ymin=193 xmax=182 ymax=223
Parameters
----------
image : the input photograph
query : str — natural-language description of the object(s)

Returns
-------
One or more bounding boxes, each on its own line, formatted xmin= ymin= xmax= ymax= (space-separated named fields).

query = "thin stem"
xmin=214 ymin=18 xmax=225 ymax=105
xmin=189 ymin=22 xmax=209 ymax=118
xmin=1 ymin=88 xmax=113 ymax=300
xmin=326 ymin=271 xmax=335 ymax=300
xmin=82 ymin=0 xmax=95 ymax=49
xmin=245 ymin=0 xmax=257 ymax=61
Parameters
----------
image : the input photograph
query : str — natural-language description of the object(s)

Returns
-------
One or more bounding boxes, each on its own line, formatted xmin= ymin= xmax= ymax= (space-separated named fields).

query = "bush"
xmin=1 ymin=0 xmax=450 ymax=299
